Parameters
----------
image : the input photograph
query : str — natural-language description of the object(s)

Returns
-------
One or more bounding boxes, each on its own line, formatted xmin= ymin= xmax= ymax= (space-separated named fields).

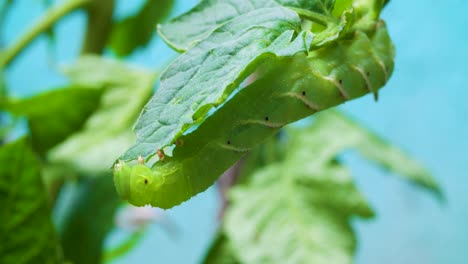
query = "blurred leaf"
xmin=225 ymin=158 xmax=373 ymax=264
xmin=202 ymin=233 xmax=240 ymax=264
xmin=355 ymin=129 xmax=443 ymax=197
xmin=59 ymin=174 xmax=120 ymax=264
xmin=0 ymin=138 xmax=61 ymax=264
xmin=4 ymin=87 xmax=102 ymax=155
xmin=305 ymin=111 xmax=443 ymax=198
xmin=48 ymin=56 xmax=156 ymax=172
xmin=110 ymin=0 xmax=174 ymax=56
xmin=220 ymin=110 xmax=441 ymax=264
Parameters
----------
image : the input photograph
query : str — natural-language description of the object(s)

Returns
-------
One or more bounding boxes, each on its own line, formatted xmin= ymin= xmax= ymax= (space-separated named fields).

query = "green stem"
xmin=0 ymin=0 xmax=91 ymax=68
xmin=81 ymin=0 xmax=115 ymax=54
xmin=289 ymin=7 xmax=338 ymax=27
xmin=102 ymin=229 xmax=146 ymax=263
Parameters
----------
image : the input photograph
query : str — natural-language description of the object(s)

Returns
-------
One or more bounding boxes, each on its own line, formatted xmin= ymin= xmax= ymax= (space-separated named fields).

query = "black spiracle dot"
xmin=302 ymin=91 xmax=306 ymax=96
xmin=227 ymin=140 xmax=231 ymax=145
xmin=339 ymin=79 xmax=343 ymax=84
xmin=264 ymin=116 xmax=269 ymax=121
xmin=144 ymin=179 xmax=148 ymax=184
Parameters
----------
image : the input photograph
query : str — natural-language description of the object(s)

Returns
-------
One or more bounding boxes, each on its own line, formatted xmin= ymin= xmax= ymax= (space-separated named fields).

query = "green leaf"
xmin=58 ymin=174 xmax=120 ymax=264
xmin=158 ymin=0 xmax=277 ymax=52
xmin=122 ymin=6 xmax=314 ymax=161
xmin=333 ymin=0 xmax=353 ymax=17
xmin=0 ymin=138 xmax=61 ymax=264
xmin=352 ymin=0 xmax=386 ymax=28
xmin=315 ymin=111 xmax=443 ymax=198
xmin=220 ymin=110 xmax=440 ymax=263
xmin=202 ymin=233 xmax=240 ymax=264
xmin=158 ymin=0 xmax=340 ymax=52
xmin=110 ymin=0 xmax=174 ymax=56
xmin=225 ymin=158 xmax=373 ymax=264
xmin=277 ymin=0 xmax=335 ymax=13
xmin=48 ymin=56 xmax=156 ymax=172
xmin=4 ymin=87 xmax=102 ymax=155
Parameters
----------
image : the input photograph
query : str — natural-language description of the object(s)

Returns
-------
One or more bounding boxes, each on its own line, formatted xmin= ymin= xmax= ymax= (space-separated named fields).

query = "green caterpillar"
xmin=114 ymin=21 xmax=394 ymax=208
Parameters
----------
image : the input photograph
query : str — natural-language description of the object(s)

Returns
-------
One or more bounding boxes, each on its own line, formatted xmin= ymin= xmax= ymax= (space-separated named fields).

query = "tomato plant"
xmin=0 ymin=1 xmax=443 ymax=263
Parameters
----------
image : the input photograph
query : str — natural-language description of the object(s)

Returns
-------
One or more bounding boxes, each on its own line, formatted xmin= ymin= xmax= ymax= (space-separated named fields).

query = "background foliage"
xmin=1 ymin=0 xmax=466 ymax=263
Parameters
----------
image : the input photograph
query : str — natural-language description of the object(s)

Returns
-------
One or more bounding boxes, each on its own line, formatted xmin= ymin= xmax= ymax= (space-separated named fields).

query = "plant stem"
xmin=289 ymin=7 xmax=338 ymax=27
xmin=102 ymin=229 xmax=146 ymax=263
xmin=0 ymin=0 xmax=90 ymax=68
xmin=81 ymin=0 xmax=115 ymax=54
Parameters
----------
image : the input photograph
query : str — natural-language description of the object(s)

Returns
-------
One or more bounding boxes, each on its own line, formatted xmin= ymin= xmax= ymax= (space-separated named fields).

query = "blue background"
xmin=2 ymin=0 xmax=467 ymax=263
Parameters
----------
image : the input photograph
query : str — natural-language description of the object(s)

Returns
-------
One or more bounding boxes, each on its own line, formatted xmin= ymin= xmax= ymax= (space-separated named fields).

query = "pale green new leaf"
xmin=48 ymin=56 xmax=156 ymax=172
xmin=0 ymin=138 xmax=61 ymax=264
xmin=122 ymin=7 xmax=313 ymax=161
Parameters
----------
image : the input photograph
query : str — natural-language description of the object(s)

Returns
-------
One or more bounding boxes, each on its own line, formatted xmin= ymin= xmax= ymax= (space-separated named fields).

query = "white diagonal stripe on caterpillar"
xmin=277 ymin=92 xmax=321 ymax=111
xmin=237 ymin=119 xmax=286 ymax=128
xmin=217 ymin=142 xmax=251 ymax=153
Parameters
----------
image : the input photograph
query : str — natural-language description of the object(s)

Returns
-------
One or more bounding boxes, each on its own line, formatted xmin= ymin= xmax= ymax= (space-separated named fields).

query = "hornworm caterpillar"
xmin=114 ymin=22 xmax=395 ymax=208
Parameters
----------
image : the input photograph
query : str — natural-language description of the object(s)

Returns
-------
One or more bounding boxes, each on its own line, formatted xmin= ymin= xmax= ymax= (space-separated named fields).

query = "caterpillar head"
xmin=113 ymin=160 xmax=163 ymax=206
